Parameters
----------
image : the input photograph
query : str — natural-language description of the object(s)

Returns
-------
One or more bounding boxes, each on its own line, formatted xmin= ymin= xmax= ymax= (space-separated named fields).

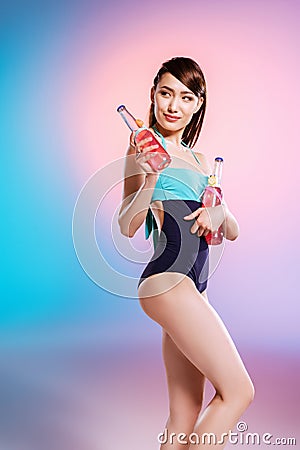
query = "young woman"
xmin=118 ymin=57 xmax=254 ymax=449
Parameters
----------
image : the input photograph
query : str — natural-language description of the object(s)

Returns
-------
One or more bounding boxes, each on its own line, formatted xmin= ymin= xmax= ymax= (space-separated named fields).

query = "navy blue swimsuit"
xmin=138 ymin=132 xmax=210 ymax=294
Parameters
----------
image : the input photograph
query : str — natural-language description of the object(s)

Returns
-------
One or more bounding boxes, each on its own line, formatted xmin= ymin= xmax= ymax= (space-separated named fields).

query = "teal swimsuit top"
xmin=145 ymin=128 xmax=209 ymax=244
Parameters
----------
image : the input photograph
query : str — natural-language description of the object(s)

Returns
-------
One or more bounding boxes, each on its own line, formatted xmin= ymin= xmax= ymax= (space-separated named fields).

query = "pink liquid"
xmin=135 ymin=129 xmax=171 ymax=172
xmin=201 ymin=186 xmax=224 ymax=245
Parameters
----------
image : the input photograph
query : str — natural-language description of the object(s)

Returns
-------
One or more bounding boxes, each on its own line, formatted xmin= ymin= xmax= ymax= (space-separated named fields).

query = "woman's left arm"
xmin=183 ymin=202 xmax=239 ymax=241
xmin=190 ymin=152 xmax=240 ymax=241
xmin=222 ymin=201 xmax=240 ymax=241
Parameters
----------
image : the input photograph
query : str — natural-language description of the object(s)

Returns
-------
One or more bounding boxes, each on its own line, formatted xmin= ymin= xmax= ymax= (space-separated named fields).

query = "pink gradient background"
xmin=1 ymin=1 xmax=299 ymax=449
xmin=62 ymin=0 xmax=299 ymax=348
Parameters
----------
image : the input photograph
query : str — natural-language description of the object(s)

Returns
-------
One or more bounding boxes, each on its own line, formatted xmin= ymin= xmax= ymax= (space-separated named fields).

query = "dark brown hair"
xmin=149 ymin=57 xmax=207 ymax=148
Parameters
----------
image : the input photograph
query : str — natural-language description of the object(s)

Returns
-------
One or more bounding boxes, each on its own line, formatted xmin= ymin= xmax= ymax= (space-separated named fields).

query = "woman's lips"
xmin=164 ymin=114 xmax=181 ymax=122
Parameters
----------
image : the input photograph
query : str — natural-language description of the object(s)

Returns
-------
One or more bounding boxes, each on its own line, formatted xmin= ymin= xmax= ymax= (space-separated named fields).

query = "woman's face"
xmin=152 ymin=72 xmax=203 ymax=132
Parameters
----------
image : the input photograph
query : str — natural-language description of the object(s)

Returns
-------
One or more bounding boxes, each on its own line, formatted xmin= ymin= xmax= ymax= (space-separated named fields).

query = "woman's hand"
xmin=183 ymin=204 xmax=226 ymax=237
xmin=129 ymin=131 xmax=160 ymax=175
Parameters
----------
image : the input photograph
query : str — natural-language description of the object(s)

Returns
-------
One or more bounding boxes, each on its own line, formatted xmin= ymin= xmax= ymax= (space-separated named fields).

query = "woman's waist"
xmin=151 ymin=199 xmax=203 ymax=221
xmin=151 ymin=198 xmax=203 ymax=208
xmin=155 ymin=222 xmax=208 ymax=254
xmin=153 ymin=200 xmax=205 ymax=241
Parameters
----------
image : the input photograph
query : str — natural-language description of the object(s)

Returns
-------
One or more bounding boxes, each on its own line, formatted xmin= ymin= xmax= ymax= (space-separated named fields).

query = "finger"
xmin=197 ymin=227 xmax=207 ymax=237
xmin=190 ymin=221 xmax=200 ymax=234
xmin=135 ymin=138 xmax=152 ymax=152
xmin=136 ymin=138 xmax=156 ymax=152
xmin=138 ymin=144 xmax=159 ymax=153
xmin=183 ymin=208 xmax=204 ymax=220
xmin=143 ymin=144 xmax=159 ymax=152
xmin=197 ymin=227 xmax=203 ymax=237
xmin=137 ymin=137 xmax=153 ymax=147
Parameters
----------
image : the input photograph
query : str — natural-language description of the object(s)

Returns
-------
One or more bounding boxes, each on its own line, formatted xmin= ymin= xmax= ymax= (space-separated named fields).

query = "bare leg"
xmin=160 ymin=329 xmax=206 ymax=449
xmin=138 ymin=275 xmax=254 ymax=450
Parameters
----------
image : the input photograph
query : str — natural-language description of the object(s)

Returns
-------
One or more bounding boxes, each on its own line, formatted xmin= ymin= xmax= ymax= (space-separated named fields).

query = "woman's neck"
xmin=153 ymin=123 xmax=184 ymax=147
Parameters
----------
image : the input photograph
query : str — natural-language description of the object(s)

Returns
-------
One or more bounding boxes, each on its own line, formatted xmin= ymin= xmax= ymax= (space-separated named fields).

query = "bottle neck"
xmin=210 ymin=157 xmax=223 ymax=186
xmin=117 ymin=105 xmax=139 ymax=131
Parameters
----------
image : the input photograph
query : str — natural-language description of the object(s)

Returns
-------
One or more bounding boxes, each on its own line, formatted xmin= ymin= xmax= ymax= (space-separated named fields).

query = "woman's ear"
xmin=194 ymin=96 xmax=204 ymax=114
xmin=150 ymin=86 xmax=155 ymax=103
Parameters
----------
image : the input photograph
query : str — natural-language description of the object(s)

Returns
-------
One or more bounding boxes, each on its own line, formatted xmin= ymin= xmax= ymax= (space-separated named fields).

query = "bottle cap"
xmin=117 ymin=104 xmax=126 ymax=112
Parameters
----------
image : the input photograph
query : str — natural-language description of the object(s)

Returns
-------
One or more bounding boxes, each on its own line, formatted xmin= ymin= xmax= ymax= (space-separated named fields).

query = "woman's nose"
xmin=167 ymin=97 xmax=179 ymax=112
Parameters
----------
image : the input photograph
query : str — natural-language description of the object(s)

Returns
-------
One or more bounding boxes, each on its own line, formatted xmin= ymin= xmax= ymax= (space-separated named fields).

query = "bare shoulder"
xmin=193 ymin=150 xmax=212 ymax=175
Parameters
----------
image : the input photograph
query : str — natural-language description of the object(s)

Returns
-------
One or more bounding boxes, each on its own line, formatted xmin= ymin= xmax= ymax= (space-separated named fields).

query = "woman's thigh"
xmin=162 ymin=329 xmax=206 ymax=414
xmin=138 ymin=274 xmax=253 ymax=399
xmin=161 ymin=288 xmax=209 ymax=413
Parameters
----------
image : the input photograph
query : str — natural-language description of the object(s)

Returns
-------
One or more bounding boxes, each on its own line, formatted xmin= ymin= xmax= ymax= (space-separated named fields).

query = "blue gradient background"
xmin=1 ymin=1 xmax=299 ymax=449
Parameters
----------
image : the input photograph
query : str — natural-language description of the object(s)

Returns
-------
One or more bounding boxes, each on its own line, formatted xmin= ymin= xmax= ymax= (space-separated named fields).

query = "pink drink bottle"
xmin=202 ymin=157 xmax=224 ymax=245
xmin=117 ymin=104 xmax=171 ymax=171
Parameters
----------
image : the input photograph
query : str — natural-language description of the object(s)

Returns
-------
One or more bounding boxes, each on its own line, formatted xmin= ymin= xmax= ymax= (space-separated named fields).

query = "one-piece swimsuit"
xmin=138 ymin=128 xmax=209 ymax=293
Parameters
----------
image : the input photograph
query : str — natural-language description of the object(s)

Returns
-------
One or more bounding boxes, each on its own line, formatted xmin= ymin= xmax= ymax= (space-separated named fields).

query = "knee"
xmin=231 ymin=376 xmax=255 ymax=410
xmin=220 ymin=375 xmax=255 ymax=412
xmin=244 ymin=377 xmax=255 ymax=405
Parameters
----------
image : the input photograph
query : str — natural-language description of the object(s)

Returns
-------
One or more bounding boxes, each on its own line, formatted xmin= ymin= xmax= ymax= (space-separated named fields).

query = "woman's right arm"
xmin=118 ymin=136 xmax=159 ymax=238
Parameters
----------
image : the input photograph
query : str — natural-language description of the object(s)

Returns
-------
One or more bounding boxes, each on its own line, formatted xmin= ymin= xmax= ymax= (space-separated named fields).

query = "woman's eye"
xmin=183 ymin=96 xmax=193 ymax=101
xmin=160 ymin=91 xmax=170 ymax=97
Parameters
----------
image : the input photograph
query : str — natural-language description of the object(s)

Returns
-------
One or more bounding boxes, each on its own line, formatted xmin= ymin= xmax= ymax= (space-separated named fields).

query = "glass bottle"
xmin=201 ymin=157 xmax=224 ymax=245
xmin=117 ymin=104 xmax=171 ymax=171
